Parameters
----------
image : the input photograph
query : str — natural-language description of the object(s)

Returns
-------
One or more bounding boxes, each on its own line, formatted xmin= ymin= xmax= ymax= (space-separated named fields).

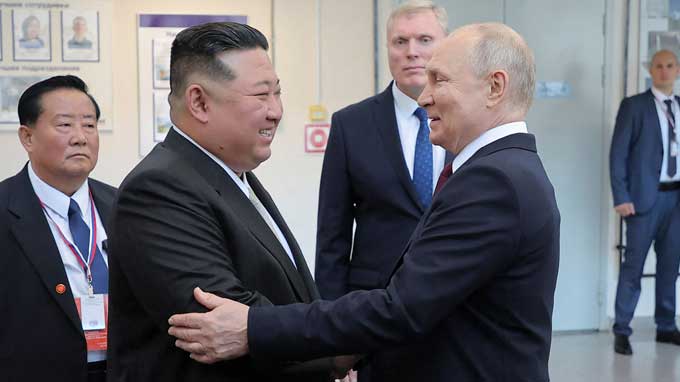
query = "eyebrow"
xmin=54 ymin=113 xmax=97 ymax=119
xmin=253 ymin=79 xmax=280 ymax=87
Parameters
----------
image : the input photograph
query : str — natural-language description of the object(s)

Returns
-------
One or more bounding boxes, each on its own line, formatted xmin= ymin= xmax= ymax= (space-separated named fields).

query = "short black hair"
xmin=18 ymin=75 xmax=101 ymax=126
xmin=169 ymin=22 xmax=268 ymax=99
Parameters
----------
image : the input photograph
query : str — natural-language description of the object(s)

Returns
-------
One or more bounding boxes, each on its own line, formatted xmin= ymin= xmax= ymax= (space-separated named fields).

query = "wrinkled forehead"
xmin=426 ymin=35 xmax=469 ymax=73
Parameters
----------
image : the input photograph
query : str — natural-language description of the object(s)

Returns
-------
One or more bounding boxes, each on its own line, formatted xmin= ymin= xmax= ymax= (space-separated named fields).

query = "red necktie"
xmin=434 ymin=163 xmax=453 ymax=194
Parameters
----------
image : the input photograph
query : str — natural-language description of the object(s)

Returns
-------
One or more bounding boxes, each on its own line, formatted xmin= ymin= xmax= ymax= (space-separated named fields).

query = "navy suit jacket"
xmin=250 ymin=133 xmax=560 ymax=382
xmin=315 ymin=84 xmax=452 ymax=299
xmin=610 ymin=89 xmax=673 ymax=213
xmin=0 ymin=165 xmax=116 ymax=382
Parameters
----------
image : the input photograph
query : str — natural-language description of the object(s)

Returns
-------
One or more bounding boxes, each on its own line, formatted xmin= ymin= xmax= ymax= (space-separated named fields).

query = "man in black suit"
xmin=168 ymin=22 xmax=560 ymax=382
xmin=315 ymin=1 xmax=451 ymax=306
xmin=0 ymin=75 xmax=115 ymax=382
xmin=107 ymin=22 xmax=336 ymax=381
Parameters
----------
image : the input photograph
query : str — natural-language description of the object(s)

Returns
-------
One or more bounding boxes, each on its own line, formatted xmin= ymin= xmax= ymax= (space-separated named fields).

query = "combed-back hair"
xmin=18 ymin=74 xmax=100 ymax=126
xmin=169 ymin=22 xmax=269 ymax=99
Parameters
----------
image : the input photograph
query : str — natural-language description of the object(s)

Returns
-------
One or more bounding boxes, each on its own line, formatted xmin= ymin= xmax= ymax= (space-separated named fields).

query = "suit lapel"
xmin=246 ymin=173 xmax=316 ymax=302
xmin=385 ymin=133 xmax=538 ymax=283
xmin=373 ymin=83 xmax=425 ymax=213
xmin=7 ymin=166 xmax=83 ymax=335
xmin=163 ymin=129 xmax=312 ymax=302
xmin=645 ymin=90 xmax=663 ymax=147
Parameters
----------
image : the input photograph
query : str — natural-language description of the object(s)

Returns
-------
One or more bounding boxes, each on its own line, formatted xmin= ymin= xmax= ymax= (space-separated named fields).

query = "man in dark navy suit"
xmin=168 ymin=22 xmax=560 ymax=382
xmin=610 ymin=49 xmax=680 ymax=355
xmin=315 ymin=5 xmax=450 ymax=377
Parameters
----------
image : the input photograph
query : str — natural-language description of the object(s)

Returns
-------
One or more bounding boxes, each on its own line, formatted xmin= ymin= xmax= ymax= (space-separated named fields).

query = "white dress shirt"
xmin=392 ymin=82 xmax=446 ymax=188
xmin=27 ymin=163 xmax=108 ymax=362
xmin=650 ymin=86 xmax=680 ymax=182
xmin=172 ymin=126 xmax=296 ymax=267
xmin=450 ymin=121 xmax=529 ymax=176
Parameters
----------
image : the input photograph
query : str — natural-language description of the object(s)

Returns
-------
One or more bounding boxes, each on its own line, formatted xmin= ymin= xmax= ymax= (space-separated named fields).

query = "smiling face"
xmin=387 ymin=10 xmax=446 ymax=100
xmin=197 ymin=48 xmax=282 ymax=173
xmin=19 ymin=88 xmax=99 ymax=193
xmin=417 ymin=33 xmax=489 ymax=154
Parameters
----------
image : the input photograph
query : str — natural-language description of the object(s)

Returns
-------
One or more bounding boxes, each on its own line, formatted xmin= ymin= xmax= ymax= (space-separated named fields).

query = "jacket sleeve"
xmin=610 ymin=97 xmax=634 ymax=206
xmin=314 ymin=112 xmax=355 ymax=299
xmin=110 ymin=168 xmax=274 ymax=330
xmin=249 ymin=164 xmax=521 ymax=360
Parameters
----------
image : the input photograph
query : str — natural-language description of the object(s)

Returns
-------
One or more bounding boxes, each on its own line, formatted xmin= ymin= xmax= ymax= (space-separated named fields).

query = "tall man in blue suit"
xmin=315 ymin=0 xmax=450 ymax=302
xmin=610 ymin=49 xmax=680 ymax=355
xmin=168 ymin=22 xmax=561 ymax=382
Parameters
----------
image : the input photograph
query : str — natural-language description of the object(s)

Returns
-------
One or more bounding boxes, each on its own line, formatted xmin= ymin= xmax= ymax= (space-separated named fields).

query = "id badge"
xmin=75 ymin=294 xmax=108 ymax=351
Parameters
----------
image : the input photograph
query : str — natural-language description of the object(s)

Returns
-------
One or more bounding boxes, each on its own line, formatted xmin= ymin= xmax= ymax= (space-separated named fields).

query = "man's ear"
xmin=18 ymin=125 xmax=34 ymax=153
xmin=487 ymin=69 xmax=509 ymax=108
xmin=185 ymin=84 xmax=210 ymax=124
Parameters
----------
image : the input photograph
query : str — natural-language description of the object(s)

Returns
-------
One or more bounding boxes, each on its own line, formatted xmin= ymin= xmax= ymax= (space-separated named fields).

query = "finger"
xmin=174 ymin=339 xmax=206 ymax=354
xmin=168 ymin=326 xmax=203 ymax=341
xmin=193 ymin=287 xmax=227 ymax=310
xmin=168 ymin=312 xmax=206 ymax=328
xmin=189 ymin=352 xmax=219 ymax=365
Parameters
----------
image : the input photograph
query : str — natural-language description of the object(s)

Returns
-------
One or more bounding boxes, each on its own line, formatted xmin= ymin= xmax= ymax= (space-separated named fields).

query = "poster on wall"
xmin=12 ymin=9 xmax=51 ymax=61
xmin=61 ymin=9 xmax=99 ymax=62
xmin=639 ymin=0 xmax=680 ymax=92
xmin=137 ymin=14 xmax=247 ymax=156
xmin=0 ymin=1 xmax=113 ymax=132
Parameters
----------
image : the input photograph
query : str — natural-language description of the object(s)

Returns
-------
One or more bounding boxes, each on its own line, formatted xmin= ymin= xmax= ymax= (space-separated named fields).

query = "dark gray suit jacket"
xmin=107 ymin=128 xmax=330 ymax=381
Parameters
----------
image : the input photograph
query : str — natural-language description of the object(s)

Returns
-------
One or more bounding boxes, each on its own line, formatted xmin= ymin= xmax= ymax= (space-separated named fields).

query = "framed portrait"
xmin=153 ymin=89 xmax=171 ymax=142
xmin=152 ymin=39 xmax=171 ymax=89
xmin=0 ymin=76 xmax=45 ymax=125
xmin=0 ymin=11 xmax=3 ymax=61
xmin=62 ymin=10 xmax=100 ymax=62
xmin=12 ymin=9 xmax=51 ymax=62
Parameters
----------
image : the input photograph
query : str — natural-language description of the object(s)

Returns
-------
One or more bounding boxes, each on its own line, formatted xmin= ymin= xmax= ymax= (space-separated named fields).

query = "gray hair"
xmin=458 ymin=23 xmax=535 ymax=113
xmin=386 ymin=0 xmax=448 ymax=36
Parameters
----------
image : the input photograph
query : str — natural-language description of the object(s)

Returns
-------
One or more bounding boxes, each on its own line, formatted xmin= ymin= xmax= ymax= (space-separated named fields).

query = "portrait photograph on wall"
xmin=153 ymin=89 xmax=171 ymax=142
xmin=0 ymin=76 xmax=45 ymax=125
xmin=61 ymin=9 xmax=100 ymax=62
xmin=152 ymin=38 xmax=171 ymax=89
xmin=12 ymin=9 xmax=51 ymax=61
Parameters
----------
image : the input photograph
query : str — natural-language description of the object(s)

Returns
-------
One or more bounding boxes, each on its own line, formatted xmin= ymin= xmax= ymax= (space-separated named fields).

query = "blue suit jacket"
xmin=250 ymin=133 xmax=560 ymax=382
xmin=315 ymin=84 xmax=452 ymax=299
xmin=610 ymin=89 xmax=672 ymax=213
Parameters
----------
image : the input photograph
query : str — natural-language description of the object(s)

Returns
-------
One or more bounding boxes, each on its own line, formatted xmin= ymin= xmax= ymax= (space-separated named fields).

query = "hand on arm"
xmin=168 ymin=287 xmax=250 ymax=363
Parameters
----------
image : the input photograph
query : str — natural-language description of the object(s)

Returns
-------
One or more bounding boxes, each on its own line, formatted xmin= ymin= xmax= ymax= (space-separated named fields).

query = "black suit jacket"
xmin=249 ymin=133 xmax=560 ymax=382
xmin=0 ymin=165 xmax=116 ymax=382
xmin=107 ymin=129 xmax=330 ymax=381
xmin=316 ymin=84 xmax=453 ymax=299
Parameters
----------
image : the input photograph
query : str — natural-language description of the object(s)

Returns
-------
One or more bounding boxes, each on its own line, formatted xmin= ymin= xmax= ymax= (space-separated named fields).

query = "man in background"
xmin=0 ymin=75 xmax=114 ymax=382
xmin=314 ymin=10 xmax=452 ymax=368
xmin=609 ymin=49 xmax=680 ymax=355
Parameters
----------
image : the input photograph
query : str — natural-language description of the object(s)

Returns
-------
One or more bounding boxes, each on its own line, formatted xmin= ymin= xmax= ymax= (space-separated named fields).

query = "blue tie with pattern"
xmin=413 ymin=107 xmax=433 ymax=208
xmin=664 ymin=99 xmax=677 ymax=177
xmin=68 ymin=199 xmax=108 ymax=294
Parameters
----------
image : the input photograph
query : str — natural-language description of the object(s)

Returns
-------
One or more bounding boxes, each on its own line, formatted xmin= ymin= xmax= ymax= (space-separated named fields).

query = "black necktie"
xmin=434 ymin=163 xmax=453 ymax=194
xmin=664 ymin=99 xmax=677 ymax=177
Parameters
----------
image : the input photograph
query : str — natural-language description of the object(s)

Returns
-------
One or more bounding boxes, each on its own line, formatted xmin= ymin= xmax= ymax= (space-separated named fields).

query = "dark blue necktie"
xmin=413 ymin=107 xmax=433 ymax=208
xmin=68 ymin=199 xmax=108 ymax=294
xmin=664 ymin=99 xmax=677 ymax=177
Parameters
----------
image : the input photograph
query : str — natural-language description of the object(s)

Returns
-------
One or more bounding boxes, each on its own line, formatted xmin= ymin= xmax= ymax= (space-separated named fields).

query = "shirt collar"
xmin=651 ymin=86 xmax=676 ymax=102
xmin=451 ymin=121 xmax=528 ymax=176
xmin=392 ymin=81 xmax=421 ymax=120
xmin=27 ymin=162 xmax=90 ymax=220
xmin=172 ymin=126 xmax=249 ymax=197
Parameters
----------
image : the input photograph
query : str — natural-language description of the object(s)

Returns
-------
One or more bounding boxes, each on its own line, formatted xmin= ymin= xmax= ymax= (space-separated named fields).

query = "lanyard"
xmin=40 ymin=192 xmax=99 ymax=295
xmin=654 ymin=96 xmax=677 ymax=137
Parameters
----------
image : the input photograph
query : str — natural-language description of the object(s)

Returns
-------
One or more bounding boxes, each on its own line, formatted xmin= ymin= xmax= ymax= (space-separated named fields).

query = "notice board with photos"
xmin=0 ymin=0 xmax=112 ymax=131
